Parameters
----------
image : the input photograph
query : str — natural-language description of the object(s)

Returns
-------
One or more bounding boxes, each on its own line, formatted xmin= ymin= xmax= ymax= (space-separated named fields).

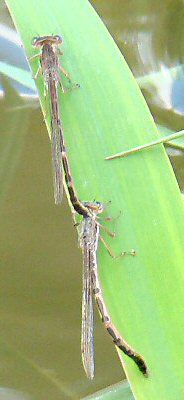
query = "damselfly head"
xmin=83 ymin=201 xmax=104 ymax=215
xmin=32 ymin=35 xmax=63 ymax=48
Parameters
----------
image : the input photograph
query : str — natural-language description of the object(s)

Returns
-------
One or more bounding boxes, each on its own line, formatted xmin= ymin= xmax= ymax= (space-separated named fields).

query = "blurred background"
xmin=0 ymin=0 xmax=184 ymax=399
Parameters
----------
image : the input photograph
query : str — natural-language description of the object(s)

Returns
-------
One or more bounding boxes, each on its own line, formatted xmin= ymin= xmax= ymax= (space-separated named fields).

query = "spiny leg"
xmin=29 ymin=54 xmax=42 ymax=81
xmin=99 ymin=234 xmax=135 ymax=258
xmin=97 ymin=221 xmax=115 ymax=238
xmin=97 ymin=209 xmax=121 ymax=237
xmin=34 ymin=65 xmax=42 ymax=80
xmin=29 ymin=52 xmax=42 ymax=61
xmin=59 ymin=65 xmax=71 ymax=83
xmin=97 ymin=212 xmax=121 ymax=238
xmin=59 ymin=65 xmax=80 ymax=91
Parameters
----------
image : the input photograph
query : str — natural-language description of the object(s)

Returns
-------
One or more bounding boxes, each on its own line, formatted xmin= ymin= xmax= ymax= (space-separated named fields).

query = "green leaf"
xmin=82 ymin=380 xmax=134 ymax=400
xmin=4 ymin=0 xmax=184 ymax=398
xmin=0 ymin=61 xmax=36 ymax=90
xmin=157 ymin=125 xmax=184 ymax=150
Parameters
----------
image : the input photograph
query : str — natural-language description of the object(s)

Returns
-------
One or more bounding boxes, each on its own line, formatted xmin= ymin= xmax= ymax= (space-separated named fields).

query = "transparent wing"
xmin=81 ymin=248 xmax=94 ymax=380
xmin=49 ymin=81 xmax=63 ymax=204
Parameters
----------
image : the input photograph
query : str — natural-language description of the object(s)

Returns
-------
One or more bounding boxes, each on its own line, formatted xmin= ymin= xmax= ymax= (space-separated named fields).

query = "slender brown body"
xmin=80 ymin=202 xmax=148 ymax=379
xmin=31 ymin=35 xmax=89 ymax=216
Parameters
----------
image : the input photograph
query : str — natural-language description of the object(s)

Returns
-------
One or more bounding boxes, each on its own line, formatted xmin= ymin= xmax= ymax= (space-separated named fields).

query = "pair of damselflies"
xmin=30 ymin=35 xmax=148 ymax=378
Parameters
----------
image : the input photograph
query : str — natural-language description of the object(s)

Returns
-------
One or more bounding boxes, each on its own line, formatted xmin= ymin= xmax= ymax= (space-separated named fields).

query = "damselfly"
xmin=79 ymin=201 xmax=148 ymax=379
xmin=30 ymin=35 xmax=89 ymax=216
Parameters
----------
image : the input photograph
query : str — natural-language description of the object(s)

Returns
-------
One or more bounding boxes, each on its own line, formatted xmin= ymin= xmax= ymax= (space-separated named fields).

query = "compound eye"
xmin=32 ymin=36 xmax=39 ymax=46
xmin=54 ymin=35 xmax=63 ymax=43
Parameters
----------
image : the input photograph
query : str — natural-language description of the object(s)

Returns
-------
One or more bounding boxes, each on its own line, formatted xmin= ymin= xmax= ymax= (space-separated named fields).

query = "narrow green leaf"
xmin=82 ymin=380 xmax=134 ymax=400
xmin=0 ymin=61 xmax=36 ymax=90
xmin=157 ymin=125 xmax=184 ymax=149
xmin=4 ymin=0 xmax=184 ymax=398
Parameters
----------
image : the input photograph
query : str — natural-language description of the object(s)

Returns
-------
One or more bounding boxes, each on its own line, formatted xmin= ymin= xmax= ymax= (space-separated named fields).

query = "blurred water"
xmin=93 ymin=0 xmax=184 ymax=190
xmin=0 ymin=388 xmax=32 ymax=400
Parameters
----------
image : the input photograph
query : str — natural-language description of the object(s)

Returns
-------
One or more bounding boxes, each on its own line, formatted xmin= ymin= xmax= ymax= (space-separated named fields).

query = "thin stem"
xmin=105 ymin=130 xmax=184 ymax=160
